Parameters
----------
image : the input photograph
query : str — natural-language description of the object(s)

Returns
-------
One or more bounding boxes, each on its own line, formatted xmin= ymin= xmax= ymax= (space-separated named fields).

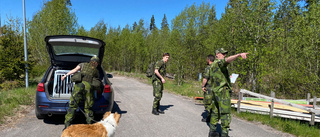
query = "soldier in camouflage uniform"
xmin=208 ymin=48 xmax=248 ymax=137
xmin=152 ymin=53 xmax=170 ymax=115
xmin=201 ymin=54 xmax=215 ymax=122
xmin=61 ymin=56 xmax=101 ymax=129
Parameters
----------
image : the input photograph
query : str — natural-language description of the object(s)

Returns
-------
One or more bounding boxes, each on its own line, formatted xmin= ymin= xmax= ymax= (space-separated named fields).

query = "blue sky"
xmin=0 ymin=0 xmax=229 ymax=30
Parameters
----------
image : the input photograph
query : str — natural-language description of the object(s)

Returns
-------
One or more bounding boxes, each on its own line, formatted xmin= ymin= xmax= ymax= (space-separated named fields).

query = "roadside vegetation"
xmin=233 ymin=110 xmax=320 ymax=137
xmin=0 ymin=85 xmax=36 ymax=124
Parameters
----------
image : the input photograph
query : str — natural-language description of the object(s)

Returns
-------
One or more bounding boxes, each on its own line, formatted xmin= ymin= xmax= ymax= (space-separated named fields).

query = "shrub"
xmin=0 ymin=80 xmax=24 ymax=91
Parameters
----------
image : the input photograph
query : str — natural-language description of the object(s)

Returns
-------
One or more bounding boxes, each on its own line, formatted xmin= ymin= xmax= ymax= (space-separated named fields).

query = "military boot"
xmin=202 ymin=110 xmax=211 ymax=122
xmin=152 ymin=108 xmax=159 ymax=115
xmin=202 ymin=115 xmax=211 ymax=122
xmin=206 ymin=114 xmax=211 ymax=122
xmin=208 ymin=131 xmax=220 ymax=137
xmin=201 ymin=117 xmax=207 ymax=122
xmin=157 ymin=106 xmax=165 ymax=114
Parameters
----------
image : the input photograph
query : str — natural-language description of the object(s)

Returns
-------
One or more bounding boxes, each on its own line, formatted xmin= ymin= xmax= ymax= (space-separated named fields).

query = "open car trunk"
xmin=43 ymin=35 xmax=106 ymax=100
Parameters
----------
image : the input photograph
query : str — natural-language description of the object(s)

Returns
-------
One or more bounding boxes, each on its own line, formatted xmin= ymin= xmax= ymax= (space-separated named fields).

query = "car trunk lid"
xmin=45 ymin=35 xmax=105 ymax=66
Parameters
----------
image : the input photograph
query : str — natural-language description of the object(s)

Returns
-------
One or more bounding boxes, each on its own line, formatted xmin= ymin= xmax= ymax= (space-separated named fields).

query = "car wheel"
xmin=35 ymin=108 xmax=47 ymax=119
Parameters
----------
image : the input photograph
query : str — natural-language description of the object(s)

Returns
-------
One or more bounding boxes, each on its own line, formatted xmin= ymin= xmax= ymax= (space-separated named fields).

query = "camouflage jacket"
xmin=209 ymin=58 xmax=231 ymax=92
xmin=153 ymin=59 xmax=166 ymax=81
xmin=203 ymin=64 xmax=213 ymax=89
xmin=78 ymin=63 xmax=99 ymax=84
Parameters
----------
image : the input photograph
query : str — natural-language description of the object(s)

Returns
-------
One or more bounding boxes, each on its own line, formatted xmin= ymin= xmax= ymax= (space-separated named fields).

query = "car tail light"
xmin=103 ymin=85 xmax=111 ymax=93
xmin=37 ymin=83 xmax=45 ymax=92
xmin=99 ymin=105 xmax=108 ymax=108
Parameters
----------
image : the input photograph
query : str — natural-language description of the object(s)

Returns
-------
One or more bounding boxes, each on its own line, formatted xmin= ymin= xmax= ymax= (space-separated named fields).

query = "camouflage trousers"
xmin=203 ymin=88 xmax=213 ymax=112
xmin=152 ymin=80 xmax=163 ymax=109
xmin=209 ymin=86 xmax=232 ymax=137
xmin=64 ymin=81 xmax=94 ymax=127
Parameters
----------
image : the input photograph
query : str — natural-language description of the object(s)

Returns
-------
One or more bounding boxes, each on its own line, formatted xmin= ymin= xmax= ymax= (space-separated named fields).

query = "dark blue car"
xmin=35 ymin=35 xmax=114 ymax=119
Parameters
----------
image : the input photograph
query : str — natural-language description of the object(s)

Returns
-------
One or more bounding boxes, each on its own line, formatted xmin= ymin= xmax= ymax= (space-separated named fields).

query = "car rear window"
xmin=53 ymin=45 xmax=99 ymax=56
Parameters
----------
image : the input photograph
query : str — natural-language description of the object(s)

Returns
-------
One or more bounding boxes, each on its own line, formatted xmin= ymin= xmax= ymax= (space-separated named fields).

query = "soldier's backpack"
xmin=71 ymin=72 xmax=83 ymax=83
xmin=146 ymin=62 xmax=156 ymax=78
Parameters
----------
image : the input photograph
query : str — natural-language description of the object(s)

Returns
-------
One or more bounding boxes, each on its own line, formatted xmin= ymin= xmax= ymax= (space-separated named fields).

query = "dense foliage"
xmin=0 ymin=17 xmax=33 ymax=89
xmin=27 ymin=0 xmax=77 ymax=66
xmin=1 ymin=0 xmax=320 ymax=99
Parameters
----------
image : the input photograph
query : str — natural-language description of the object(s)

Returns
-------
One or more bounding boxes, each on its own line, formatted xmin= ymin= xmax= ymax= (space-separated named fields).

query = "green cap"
xmin=90 ymin=56 xmax=99 ymax=62
xmin=215 ymin=48 xmax=228 ymax=54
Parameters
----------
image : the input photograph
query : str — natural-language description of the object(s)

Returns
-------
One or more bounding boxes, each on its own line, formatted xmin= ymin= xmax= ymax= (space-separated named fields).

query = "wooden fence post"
xmin=310 ymin=96 xmax=316 ymax=125
xmin=271 ymin=91 xmax=275 ymax=98
xmin=307 ymin=93 xmax=310 ymax=105
xmin=237 ymin=92 xmax=243 ymax=113
xmin=269 ymin=99 xmax=274 ymax=118
xmin=269 ymin=91 xmax=275 ymax=118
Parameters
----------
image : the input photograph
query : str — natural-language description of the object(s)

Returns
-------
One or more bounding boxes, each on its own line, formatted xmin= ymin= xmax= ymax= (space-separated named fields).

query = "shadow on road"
xmin=159 ymin=104 xmax=174 ymax=112
xmin=42 ymin=113 xmax=108 ymax=125
xmin=42 ymin=101 xmax=126 ymax=125
xmin=43 ymin=115 xmax=65 ymax=125
xmin=42 ymin=114 xmax=89 ymax=125
xmin=112 ymin=101 xmax=127 ymax=114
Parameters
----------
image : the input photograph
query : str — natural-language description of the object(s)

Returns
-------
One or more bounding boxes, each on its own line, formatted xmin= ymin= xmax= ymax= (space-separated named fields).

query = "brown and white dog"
xmin=61 ymin=111 xmax=120 ymax=137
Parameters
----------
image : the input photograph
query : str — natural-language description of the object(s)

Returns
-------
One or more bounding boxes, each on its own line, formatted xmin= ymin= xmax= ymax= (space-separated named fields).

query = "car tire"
xmin=35 ymin=108 xmax=47 ymax=119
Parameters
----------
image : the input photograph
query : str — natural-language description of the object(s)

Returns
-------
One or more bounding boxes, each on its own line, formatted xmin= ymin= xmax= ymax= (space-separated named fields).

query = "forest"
xmin=0 ymin=0 xmax=319 ymax=99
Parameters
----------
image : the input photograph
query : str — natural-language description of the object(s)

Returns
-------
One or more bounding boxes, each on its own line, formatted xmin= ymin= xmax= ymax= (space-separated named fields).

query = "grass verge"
xmin=232 ymin=109 xmax=320 ymax=137
xmin=0 ymin=85 xmax=36 ymax=124
xmin=115 ymin=71 xmax=320 ymax=137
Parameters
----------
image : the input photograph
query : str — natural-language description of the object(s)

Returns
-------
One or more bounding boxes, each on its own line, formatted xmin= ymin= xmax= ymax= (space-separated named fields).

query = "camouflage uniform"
xmin=209 ymin=58 xmax=232 ymax=137
xmin=203 ymin=65 xmax=213 ymax=113
xmin=64 ymin=57 xmax=100 ymax=128
xmin=152 ymin=59 xmax=166 ymax=111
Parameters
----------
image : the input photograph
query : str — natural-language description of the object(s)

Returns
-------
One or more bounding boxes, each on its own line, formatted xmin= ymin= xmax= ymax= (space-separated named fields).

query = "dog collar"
xmin=104 ymin=120 xmax=116 ymax=128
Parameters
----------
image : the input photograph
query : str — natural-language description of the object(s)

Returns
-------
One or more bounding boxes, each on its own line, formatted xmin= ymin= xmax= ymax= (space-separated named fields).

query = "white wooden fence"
xmin=234 ymin=89 xmax=320 ymax=125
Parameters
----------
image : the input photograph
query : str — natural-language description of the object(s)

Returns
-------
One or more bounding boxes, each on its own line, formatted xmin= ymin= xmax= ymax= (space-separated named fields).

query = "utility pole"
xmin=0 ymin=15 xmax=2 ymax=36
xmin=23 ymin=0 xmax=29 ymax=88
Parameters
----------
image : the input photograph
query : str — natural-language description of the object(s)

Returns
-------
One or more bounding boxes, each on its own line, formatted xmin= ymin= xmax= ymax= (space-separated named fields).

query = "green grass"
xmin=165 ymin=80 xmax=202 ymax=97
xmin=116 ymin=71 xmax=320 ymax=137
xmin=0 ymin=85 xmax=36 ymax=124
xmin=232 ymin=109 xmax=320 ymax=137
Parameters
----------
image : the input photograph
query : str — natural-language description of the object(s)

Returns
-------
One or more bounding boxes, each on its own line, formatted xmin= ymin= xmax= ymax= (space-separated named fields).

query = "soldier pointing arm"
xmin=208 ymin=48 xmax=248 ymax=137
